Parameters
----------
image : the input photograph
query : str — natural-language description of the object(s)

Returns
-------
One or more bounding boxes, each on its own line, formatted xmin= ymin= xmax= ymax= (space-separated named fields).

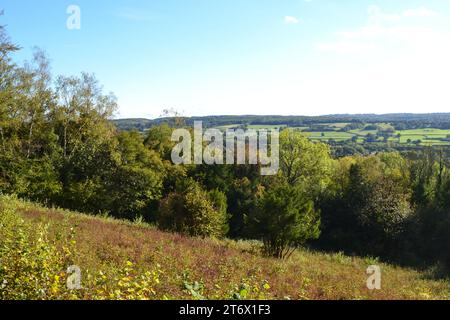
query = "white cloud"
xmin=368 ymin=5 xmax=401 ymax=24
xmin=304 ymin=5 xmax=450 ymax=115
xmin=284 ymin=16 xmax=300 ymax=24
xmin=314 ymin=5 xmax=445 ymax=54
xmin=315 ymin=41 xmax=378 ymax=54
xmin=403 ymin=7 xmax=438 ymax=18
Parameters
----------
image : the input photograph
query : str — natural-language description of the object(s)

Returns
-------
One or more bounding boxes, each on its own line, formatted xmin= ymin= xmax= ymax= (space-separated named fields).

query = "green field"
xmin=311 ymin=128 xmax=450 ymax=146
xmin=395 ymin=129 xmax=450 ymax=146
xmin=305 ymin=131 xmax=355 ymax=141
xmin=214 ymin=124 xmax=450 ymax=146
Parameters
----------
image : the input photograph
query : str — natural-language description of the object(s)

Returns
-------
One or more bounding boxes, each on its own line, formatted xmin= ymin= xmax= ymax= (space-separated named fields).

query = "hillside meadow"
xmin=1 ymin=196 xmax=449 ymax=300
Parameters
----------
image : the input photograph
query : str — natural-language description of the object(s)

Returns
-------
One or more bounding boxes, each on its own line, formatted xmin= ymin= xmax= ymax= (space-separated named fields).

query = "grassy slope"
xmin=5 ymin=197 xmax=450 ymax=300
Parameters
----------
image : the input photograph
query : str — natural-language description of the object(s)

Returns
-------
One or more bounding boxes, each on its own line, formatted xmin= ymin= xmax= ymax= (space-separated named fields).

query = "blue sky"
xmin=2 ymin=0 xmax=450 ymax=118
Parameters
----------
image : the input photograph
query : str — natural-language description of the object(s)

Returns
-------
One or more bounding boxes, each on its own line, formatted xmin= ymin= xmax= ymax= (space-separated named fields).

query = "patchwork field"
xmin=213 ymin=124 xmax=450 ymax=146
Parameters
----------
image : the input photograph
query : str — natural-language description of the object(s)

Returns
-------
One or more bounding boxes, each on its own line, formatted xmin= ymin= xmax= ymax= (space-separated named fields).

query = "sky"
xmin=2 ymin=0 xmax=450 ymax=119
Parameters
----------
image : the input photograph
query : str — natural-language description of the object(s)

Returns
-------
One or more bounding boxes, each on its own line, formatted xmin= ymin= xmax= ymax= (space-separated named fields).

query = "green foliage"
xmin=145 ymin=123 xmax=176 ymax=160
xmin=228 ymin=277 xmax=271 ymax=300
xmin=0 ymin=24 xmax=165 ymax=220
xmin=249 ymin=182 xmax=321 ymax=259
xmin=158 ymin=180 xmax=229 ymax=238
xmin=90 ymin=261 xmax=163 ymax=300
xmin=183 ymin=280 xmax=206 ymax=300
xmin=319 ymin=153 xmax=428 ymax=262
xmin=0 ymin=197 xmax=75 ymax=300
xmin=0 ymin=197 xmax=166 ymax=300
xmin=207 ymin=188 xmax=230 ymax=235
xmin=279 ymin=130 xmax=332 ymax=197
xmin=348 ymin=164 xmax=412 ymax=256
xmin=242 ymin=130 xmax=329 ymax=259
xmin=227 ymin=177 xmax=262 ymax=238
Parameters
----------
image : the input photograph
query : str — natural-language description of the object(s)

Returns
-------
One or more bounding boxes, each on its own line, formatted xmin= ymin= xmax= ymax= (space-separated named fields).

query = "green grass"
xmin=318 ymin=123 xmax=351 ymax=129
xmin=212 ymin=123 xmax=450 ymax=146
xmin=350 ymin=129 xmax=378 ymax=136
xmin=1 ymin=196 xmax=449 ymax=300
xmin=291 ymin=126 xmax=310 ymax=131
xmin=305 ymin=132 xmax=355 ymax=141
xmin=392 ymin=129 xmax=450 ymax=146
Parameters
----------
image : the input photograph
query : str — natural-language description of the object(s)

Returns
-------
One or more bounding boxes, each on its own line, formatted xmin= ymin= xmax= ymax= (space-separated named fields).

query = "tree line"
xmin=1 ymin=22 xmax=450 ymax=273
xmin=115 ymin=114 xmax=450 ymax=132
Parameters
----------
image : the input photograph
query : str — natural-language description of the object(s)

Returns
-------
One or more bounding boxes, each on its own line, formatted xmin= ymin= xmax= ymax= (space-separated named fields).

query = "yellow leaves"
xmin=113 ymin=290 xmax=121 ymax=298
xmin=87 ymin=262 xmax=163 ymax=300
xmin=417 ymin=287 xmax=433 ymax=300
xmin=419 ymin=292 xmax=431 ymax=299
xmin=0 ymin=198 xmax=81 ymax=300
xmin=228 ymin=277 xmax=272 ymax=300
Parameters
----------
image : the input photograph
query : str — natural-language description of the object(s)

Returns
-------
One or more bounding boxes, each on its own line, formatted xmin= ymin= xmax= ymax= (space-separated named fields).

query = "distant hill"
xmin=112 ymin=118 xmax=154 ymax=131
xmin=113 ymin=113 xmax=450 ymax=131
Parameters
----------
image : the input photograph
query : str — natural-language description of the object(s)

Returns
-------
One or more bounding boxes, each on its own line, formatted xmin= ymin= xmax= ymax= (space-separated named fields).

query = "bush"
xmin=0 ymin=197 xmax=76 ymax=300
xmin=158 ymin=180 xmax=229 ymax=238
xmin=249 ymin=182 xmax=321 ymax=259
xmin=0 ymin=196 xmax=165 ymax=300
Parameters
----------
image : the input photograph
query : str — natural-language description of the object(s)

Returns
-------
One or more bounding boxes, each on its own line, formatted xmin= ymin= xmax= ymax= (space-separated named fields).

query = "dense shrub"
xmin=158 ymin=180 xmax=229 ymax=238
xmin=0 ymin=196 xmax=165 ymax=300
xmin=0 ymin=198 xmax=75 ymax=299
xmin=249 ymin=182 xmax=321 ymax=259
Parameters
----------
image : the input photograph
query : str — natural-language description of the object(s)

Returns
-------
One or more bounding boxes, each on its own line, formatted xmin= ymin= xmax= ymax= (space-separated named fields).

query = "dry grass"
xmin=7 ymin=197 xmax=450 ymax=300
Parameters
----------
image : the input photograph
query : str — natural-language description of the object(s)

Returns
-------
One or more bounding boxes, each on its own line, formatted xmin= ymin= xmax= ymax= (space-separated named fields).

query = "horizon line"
xmin=114 ymin=112 xmax=450 ymax=121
